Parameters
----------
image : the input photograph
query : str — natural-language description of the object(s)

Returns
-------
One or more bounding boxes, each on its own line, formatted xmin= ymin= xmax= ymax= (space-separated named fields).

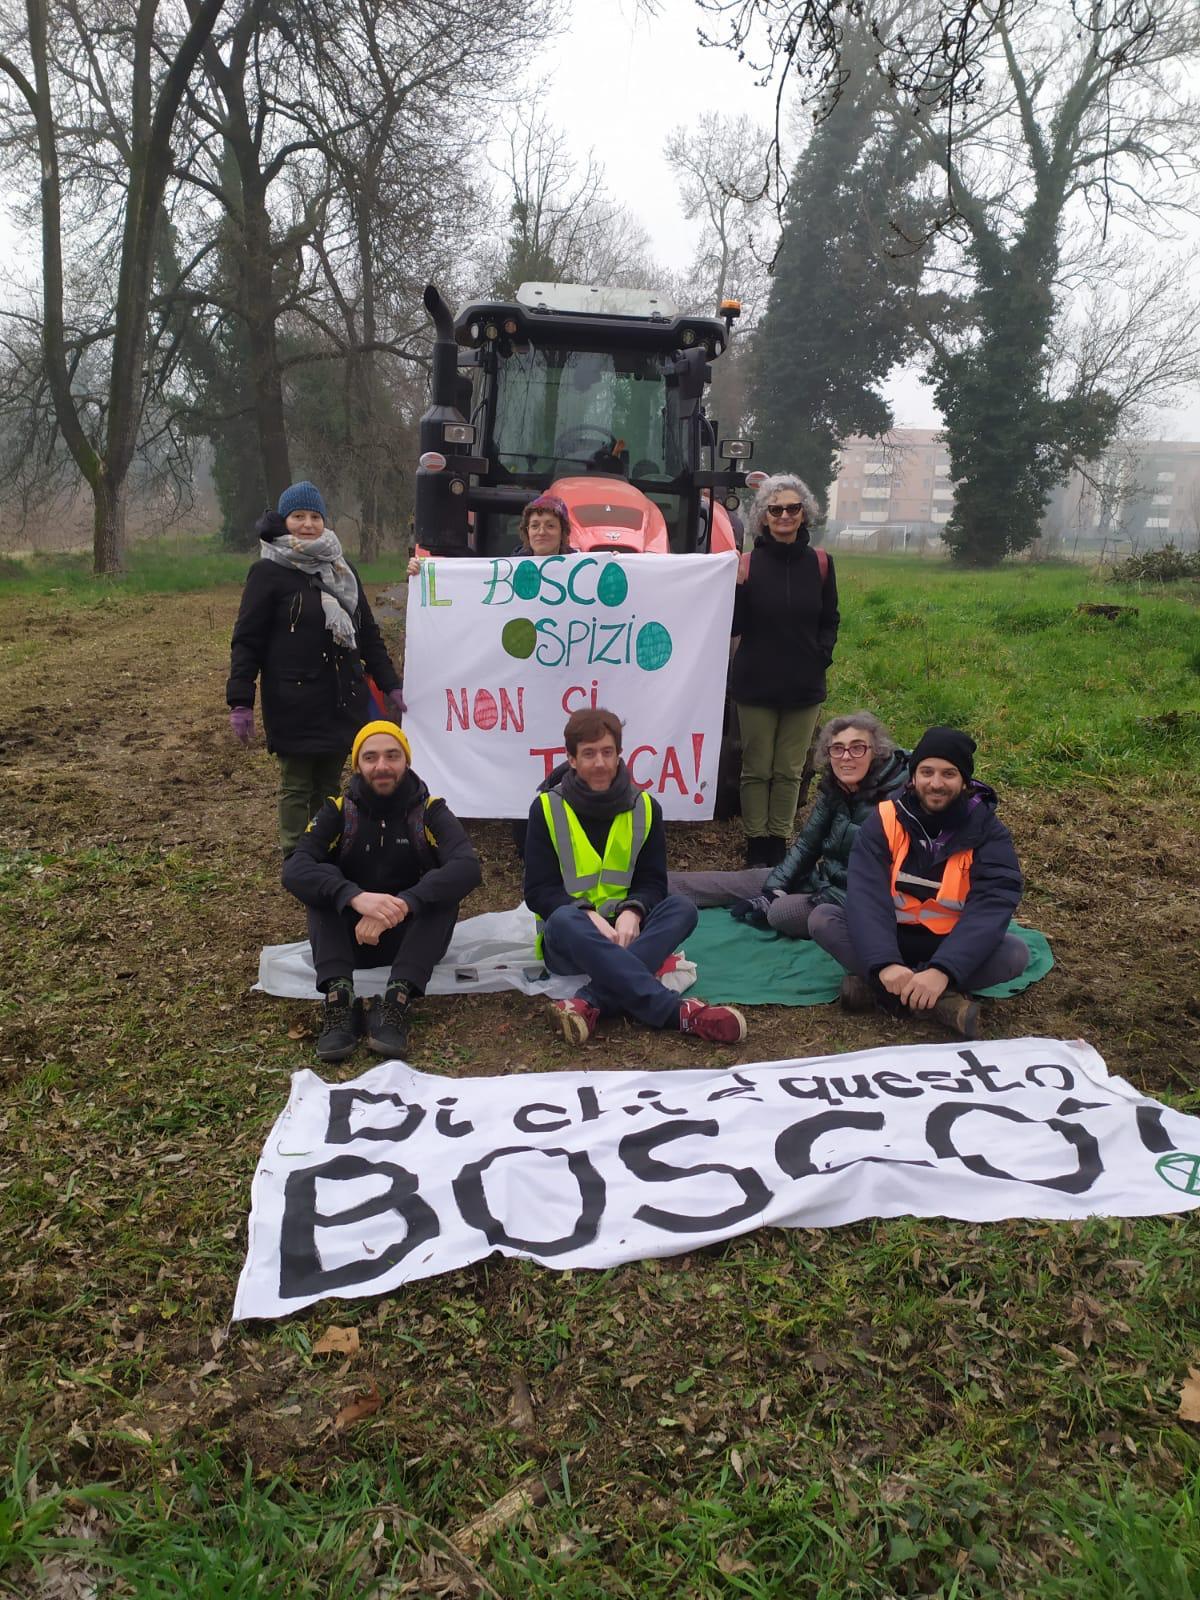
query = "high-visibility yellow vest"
xmin=535 ymin=789 xmax=653 ymax=957
xmin=878 ymin=799 xmax=973 ymax=935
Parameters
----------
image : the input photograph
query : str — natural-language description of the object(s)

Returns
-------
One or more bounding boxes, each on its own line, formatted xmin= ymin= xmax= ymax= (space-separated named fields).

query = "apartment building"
xmin=829 ymin=429 xmax=953 ymax=540
xmin=1047 ymin=438 xmax=1200 ymax=551
xmin=828 ymin=430 xmax=1200 ymax=551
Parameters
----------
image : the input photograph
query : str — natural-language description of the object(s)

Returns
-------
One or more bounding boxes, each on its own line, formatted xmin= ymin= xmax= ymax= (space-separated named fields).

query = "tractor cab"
xmin=414 ymin=281 xmax=754 ymax=558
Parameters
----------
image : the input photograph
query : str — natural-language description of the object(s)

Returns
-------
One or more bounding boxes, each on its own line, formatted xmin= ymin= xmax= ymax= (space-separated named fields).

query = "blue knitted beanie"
xmin=277 ymin=481 xmax=327 ymax=521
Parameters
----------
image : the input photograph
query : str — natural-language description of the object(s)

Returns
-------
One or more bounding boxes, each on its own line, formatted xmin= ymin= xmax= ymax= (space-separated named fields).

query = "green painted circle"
xmin=635 ymin=620 xmax=673 ymax=672
xmin=596 ymin=562 xmax=629 ymax=608
xmin=1156 ymin=1152 xmax=1200 ymax=1194
xmin=501 ymin=617 xmax=537 ymax=659
xmin=513 ymin=560 xmax=542 ymax=601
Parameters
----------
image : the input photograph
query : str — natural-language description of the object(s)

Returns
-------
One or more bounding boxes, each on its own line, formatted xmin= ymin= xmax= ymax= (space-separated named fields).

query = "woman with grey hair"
xmin=669 ymin=712 xmax=908 ymax=938
xmin=731 ymin=471 xmax=840 ymax=866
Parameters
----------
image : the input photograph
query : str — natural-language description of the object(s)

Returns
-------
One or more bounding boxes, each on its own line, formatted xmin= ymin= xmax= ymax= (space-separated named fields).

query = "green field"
xmin=1 ymin=543 xmax=1199 ymax=1597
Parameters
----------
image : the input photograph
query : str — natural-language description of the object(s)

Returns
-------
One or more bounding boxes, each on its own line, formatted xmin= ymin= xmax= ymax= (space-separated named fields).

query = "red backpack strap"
xmin=814 ymin=545 xmax=829 ymax=583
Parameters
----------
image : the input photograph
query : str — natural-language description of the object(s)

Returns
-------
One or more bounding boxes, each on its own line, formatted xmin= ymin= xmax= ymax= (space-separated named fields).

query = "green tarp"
xmin=684 ymin=912 xmax=1054 ymax=1007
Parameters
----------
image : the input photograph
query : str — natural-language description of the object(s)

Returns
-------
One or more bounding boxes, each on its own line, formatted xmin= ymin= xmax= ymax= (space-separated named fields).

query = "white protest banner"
xmin=401 ymin=552 xmax=737 ymax=818
xmin=234 ymin=1038 xmax=1200 ymax=1320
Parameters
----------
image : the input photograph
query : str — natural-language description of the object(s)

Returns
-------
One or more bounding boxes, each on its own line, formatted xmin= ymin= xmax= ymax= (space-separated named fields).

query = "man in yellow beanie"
xmin=282 ymin=721 xmax=481 ymax=1062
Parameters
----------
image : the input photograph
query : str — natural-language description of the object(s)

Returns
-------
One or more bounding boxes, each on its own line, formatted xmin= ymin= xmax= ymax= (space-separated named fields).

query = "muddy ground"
xmin=3 ymin=583 xmax=1197 ymax=1090
xmin=1 ymin=582 xmax=1199 ymax=1593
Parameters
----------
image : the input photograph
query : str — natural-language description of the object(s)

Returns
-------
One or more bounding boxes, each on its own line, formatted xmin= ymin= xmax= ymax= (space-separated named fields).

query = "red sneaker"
xmin=678 ymin=998 xmax=748 ymax=1043
xmin=548 ymin=996 xmax=600 ymax=1044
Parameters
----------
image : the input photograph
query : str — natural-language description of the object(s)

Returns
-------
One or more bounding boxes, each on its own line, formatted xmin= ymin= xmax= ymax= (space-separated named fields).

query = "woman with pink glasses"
xmin=730 ymin=472 xmax=840 ymax=866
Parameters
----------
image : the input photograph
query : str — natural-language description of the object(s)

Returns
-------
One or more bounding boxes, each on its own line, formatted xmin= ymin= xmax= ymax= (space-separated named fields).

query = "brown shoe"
xmin=932 ymin=988 xmax=980 ymax=1039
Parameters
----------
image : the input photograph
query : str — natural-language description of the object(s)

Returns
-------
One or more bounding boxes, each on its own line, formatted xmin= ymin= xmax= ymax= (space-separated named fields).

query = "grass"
xmin=0 ymin=534 xmax=409 ymax=596
xmin=3 ymin=539 xmax=1196 ymax=789
xmin=832 ymin=557 xmax=1200 ymax=788
xmin=1 ymin=553 xmax=1199 ymax=1594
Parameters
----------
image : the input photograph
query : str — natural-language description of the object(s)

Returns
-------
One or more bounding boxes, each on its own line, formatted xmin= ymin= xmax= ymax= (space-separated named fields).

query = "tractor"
xmin=413 ymin=281 xmax=757 ymax=558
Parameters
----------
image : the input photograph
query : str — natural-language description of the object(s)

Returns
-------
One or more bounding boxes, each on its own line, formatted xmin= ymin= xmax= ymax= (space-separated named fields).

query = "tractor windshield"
xmin=491 ymin=346 xmax=683 ymax=481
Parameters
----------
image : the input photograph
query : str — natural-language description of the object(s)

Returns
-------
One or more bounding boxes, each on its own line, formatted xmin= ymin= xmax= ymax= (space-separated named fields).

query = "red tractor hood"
xmin=552 ymin=477 xmax=670 ymax=554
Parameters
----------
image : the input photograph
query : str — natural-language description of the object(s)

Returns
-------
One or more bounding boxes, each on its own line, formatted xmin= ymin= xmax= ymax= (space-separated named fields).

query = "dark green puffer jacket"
xmin=763 ymin=748 xmax=910 ymax=906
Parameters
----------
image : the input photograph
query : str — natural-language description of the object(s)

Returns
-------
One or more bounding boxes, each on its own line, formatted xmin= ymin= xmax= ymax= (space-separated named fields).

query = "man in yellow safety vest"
xmin=809 ymin=726 xmax=1029 ymax=1038
xmin=523 ymin=707 xmax=748 ymax=1046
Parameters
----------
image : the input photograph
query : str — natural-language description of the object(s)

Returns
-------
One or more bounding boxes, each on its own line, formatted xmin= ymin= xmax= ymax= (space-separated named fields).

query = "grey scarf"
xmin=260 ymin=529 xmax=359 ymax=651
xmin=558 ymin=760 xmax=638 ymax=822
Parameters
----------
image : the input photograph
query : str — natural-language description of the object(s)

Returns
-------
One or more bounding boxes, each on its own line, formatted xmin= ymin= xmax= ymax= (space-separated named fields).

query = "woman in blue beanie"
xmin=226 ymin=481 xmax=406 ymax=852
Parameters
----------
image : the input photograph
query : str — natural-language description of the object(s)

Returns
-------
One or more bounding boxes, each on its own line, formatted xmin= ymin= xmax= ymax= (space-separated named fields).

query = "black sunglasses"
xmin=766 ymin=503 xmax=804 ymax=518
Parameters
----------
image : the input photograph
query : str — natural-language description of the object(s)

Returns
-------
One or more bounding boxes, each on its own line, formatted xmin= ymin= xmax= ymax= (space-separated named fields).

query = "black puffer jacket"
xmin=282 ymin=770 xmax=481 ymax=915
xmin=226 ymin=513 xmax=400 ymax=756
xmin=730 ymin=530 xmax=839 ymax=709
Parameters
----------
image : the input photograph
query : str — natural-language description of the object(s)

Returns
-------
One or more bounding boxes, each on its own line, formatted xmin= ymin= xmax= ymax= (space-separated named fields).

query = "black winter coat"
xmin=226 ymin=519 xmax=400 ymax=756
xmin=730 ymin=530 xmax=839 ymax=709
xmin=282 ymin=770 xmax=481 ymax=915
xmin=845 ymin=781 xmax=1024 ymax=986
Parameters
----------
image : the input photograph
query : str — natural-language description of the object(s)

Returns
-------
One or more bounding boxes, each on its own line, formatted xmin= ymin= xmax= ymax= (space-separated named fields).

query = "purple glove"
xmin=387 ymin=687 xmax=407 ymax=716
xmin=229 ymin=706 xmax=254 ymax=745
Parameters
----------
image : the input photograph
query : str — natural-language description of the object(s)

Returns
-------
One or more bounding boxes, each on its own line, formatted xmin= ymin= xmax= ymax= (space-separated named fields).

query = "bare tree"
xmin=664 ymin=112 xmax=774 ymax=312
xmin=893 ymin=0 xmax=1200 ymax=561
xmin=490 ymin=109 xmax=657 ymax=295
xmin=0 ymin=0 xmax=226 ymax=574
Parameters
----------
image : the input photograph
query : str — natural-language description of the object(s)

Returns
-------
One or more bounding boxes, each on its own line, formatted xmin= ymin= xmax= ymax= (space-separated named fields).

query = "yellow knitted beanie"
xmin=351 ymin=720 xmax=411 ymax=771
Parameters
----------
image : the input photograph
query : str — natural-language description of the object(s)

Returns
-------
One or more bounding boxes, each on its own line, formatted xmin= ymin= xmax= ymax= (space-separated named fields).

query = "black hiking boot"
xmin=745 ymin=836 xmax=769 ymax=866
xmin=316 ymin=981 xmax=360 ymax=1063
xmin=764 ymin=836 xmax=789 ymax=866
xmin=839 ymin=974 xmax=875 ymax=1013
xmin=366 ymin=982 xmax=413 ymax=1057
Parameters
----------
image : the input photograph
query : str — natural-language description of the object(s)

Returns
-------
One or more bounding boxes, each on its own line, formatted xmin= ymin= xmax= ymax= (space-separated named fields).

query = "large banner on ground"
xmin=401 ymin=552 xmax=737 ymax=818
xmin=234 ymin=1039 xmax=1200 ymax=1320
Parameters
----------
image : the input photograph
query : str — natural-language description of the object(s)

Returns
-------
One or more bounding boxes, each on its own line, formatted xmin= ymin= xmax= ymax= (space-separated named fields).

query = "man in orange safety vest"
xmin=808 ymin=726 xmax=1029 ymax=1038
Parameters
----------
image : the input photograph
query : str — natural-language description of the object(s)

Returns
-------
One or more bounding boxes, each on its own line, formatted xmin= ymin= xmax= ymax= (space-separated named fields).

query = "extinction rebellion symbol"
xmin=1155 ymin=1152 xmax=1200 ymax=1194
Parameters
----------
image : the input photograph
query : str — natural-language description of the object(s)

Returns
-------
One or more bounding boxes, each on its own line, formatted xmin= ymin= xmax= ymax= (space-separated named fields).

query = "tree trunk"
xmin=241 ymin=174 xmax=291 ymax=499
xmin=92 ymin=470 xmax=126 ymax=576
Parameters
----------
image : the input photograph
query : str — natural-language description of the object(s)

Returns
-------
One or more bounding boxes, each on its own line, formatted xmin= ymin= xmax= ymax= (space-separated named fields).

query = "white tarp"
xmin=255 ymin=907 xmax=580 ymax=999
xmin=233 ymin=1037 xmax=1200 ymax=1320
xmin=401 ymin=552 xmax=737 ymax=819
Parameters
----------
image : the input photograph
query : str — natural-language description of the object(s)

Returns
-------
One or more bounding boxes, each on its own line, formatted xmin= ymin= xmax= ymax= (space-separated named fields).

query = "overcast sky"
xmin=530 ymin=0 xmax=1200 ymax=440
xmin=2 ymin=0 xmax=1196 ymax=440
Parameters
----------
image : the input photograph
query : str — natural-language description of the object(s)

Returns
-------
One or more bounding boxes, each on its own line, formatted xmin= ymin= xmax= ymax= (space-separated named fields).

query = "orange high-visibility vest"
xmin=878 ymin=800 xmax=973 ymax=935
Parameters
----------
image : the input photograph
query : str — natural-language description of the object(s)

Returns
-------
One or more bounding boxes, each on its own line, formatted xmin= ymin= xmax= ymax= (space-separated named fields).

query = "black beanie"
xmin=909 ymin=726 xmax=976 ymax=782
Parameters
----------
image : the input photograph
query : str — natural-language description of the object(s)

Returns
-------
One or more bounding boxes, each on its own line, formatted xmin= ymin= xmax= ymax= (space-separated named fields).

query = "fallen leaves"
xmin=505 ymin=1370 xmax=535 ymax=1433
xmin=1179 ymin=1367 xmax=1200 ymax=1423
xmin=313 ymin=1325 xmax=360 ymax=1358
xmin=333 ymin=1382 xmax=382 ymax=1431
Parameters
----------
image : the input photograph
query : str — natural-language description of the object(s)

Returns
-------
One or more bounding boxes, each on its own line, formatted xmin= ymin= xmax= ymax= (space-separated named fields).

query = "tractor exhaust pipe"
xmin=416 ymin=284 xmax=471 ymax=555
xmin=424 ymin=283 xmax=458 ymax=410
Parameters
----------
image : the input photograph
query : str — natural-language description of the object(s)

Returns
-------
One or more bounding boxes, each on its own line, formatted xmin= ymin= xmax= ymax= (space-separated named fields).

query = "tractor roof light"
xmin=484 ymin=322 xmax=500 ymax=341
xmin=468 ymin=321 xmax=481 ymax=343
xmin=719 ymin=438 xmax=752 ymax=462
xmin=419 ymin=451 xmax=447 ymax=471
xmin=443 ymin=422 xmax=475 ymax=445
xmin=448 ymin=477 xmax=466 ymax=496
xmin=680 ymin=328 xmax=697 ymax=346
